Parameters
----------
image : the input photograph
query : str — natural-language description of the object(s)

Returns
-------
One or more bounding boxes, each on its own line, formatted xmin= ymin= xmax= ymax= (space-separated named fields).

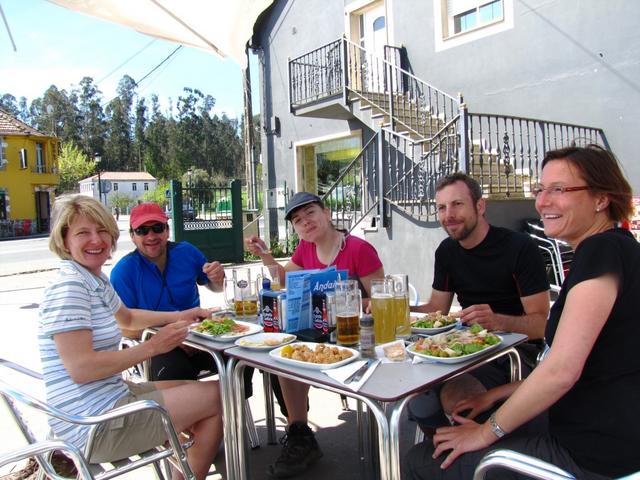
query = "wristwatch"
xmin=489 ymin=412 xmax=506 ymax=438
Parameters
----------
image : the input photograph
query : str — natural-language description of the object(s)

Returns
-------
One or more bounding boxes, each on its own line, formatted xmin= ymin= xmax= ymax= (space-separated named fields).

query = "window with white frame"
xmin=0 ymin=138 xmax=7 ymax=169
xmin=36 ymin=143 xmax=45 ymax=173
xmin=113 ymin=183 xmax=118 ymax=191
xmin=132 ymin=182 xmax=137 ymax=191
xmin=19 ymin=149 xmax=28 ymax=169
xmin=144 ymin=182 xmax=149 ymax=191
xmin=434 ymin=0 xmax=512 ymax=51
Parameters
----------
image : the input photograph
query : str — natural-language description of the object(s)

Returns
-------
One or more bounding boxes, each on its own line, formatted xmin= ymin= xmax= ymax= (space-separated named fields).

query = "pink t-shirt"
xmin=290 ymin=234 xmax=383 ymax=280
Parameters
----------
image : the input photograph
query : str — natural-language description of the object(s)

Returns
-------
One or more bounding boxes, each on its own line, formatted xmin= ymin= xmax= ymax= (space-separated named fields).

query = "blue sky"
xmin=1 ymin=0 xmax=258 ymax=119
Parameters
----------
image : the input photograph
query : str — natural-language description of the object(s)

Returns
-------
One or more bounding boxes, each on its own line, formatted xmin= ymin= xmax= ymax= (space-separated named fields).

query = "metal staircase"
xmin=288 ymin=37 xmax=609 ymax=231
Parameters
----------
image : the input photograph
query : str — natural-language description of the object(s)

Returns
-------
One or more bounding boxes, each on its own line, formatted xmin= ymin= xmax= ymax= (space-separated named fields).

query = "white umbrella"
xmin=47 ymin=0 xmax=273 ymax=67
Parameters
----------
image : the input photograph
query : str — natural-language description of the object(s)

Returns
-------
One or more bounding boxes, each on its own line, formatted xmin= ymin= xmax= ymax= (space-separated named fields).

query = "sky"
xmin=1 ymin=0 xmax=259 ymax=119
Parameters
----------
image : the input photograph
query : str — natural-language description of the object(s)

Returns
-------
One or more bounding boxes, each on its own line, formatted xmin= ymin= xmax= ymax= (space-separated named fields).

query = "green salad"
xmin=412 ymin=324 xmax=500 ymax=358
xmin=193 ymin=317 xmax=236 ymax=336
xmin=412 ymin=311 xmax=458 ymax=329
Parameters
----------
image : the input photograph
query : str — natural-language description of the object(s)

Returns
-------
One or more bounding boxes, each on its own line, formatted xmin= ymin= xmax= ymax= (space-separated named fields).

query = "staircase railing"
xmin=288 ymin=39 xmax=611 ymax=229
xmin=320 ymin=133 xmax=380 ymax=231
xmin=289 ymin=39 xmax=344 ymax=108
xmin=343 ymin=38 xmax=459 ymax=140
xmin=467 ymin=112 xmax=609 ymax=197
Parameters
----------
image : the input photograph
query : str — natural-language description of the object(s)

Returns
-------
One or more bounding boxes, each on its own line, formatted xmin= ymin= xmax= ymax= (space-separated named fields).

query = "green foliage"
xmin=140 ymin=179 xmax=170 ymax=206
xmin=57 ymin=142 xmax=96 ymax=192
xmin=108 ymin=191 xmax=134 ymax=211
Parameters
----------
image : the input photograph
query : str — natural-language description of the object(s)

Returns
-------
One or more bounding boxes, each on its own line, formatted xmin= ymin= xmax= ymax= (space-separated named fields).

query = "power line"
xmin=102 ymin=44 xmax=184 ymax=107
xmin=96 ymin=38 xmax=157 ymax=85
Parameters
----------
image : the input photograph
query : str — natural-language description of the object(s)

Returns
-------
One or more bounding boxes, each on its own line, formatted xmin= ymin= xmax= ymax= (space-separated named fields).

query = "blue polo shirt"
xmin=110 ymin=241 xmax=209 ymax=311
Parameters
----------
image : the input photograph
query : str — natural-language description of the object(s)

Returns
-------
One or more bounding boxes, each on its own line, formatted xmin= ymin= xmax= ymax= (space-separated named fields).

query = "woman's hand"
xmin=150 ymin=320 xmax=191 ymax=355
xmin=432 ymin=414 xmax=496 ymax=469
xmin=245 ymin=235 xmax=269 ymax=256
xmin=451 ymin=391 xmax=497 ymax=420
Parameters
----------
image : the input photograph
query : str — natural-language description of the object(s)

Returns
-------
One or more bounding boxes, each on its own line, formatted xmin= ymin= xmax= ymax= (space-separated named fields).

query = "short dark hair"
xmin=435 ymin=172 xmax=483 ymax=204
xmin=542 ymin=145 xmax=633 ymax=223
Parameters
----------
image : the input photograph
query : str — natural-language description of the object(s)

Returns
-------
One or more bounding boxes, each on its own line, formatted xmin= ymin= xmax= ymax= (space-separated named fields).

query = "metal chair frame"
xmin=0 ymin=440 xmax=95 ymax=480
xmin=0 ymin=358 xmax=195 ymax=480
xmin=473 ymin=449 xmax=576 ymax=480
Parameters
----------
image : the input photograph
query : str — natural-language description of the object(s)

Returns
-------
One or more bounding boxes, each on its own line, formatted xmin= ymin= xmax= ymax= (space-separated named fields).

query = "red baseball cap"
xmin=130 ymin=203 xmax=168 ymax=229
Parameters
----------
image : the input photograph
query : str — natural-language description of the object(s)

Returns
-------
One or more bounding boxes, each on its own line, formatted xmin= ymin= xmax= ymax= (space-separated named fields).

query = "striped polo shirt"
xmin=39 ymin=260 xmax=128 ymax=452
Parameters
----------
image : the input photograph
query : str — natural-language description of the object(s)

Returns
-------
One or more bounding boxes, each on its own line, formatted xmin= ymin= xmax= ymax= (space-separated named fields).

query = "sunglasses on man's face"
xmin=132 ymin=223 xmax=167 ymax=236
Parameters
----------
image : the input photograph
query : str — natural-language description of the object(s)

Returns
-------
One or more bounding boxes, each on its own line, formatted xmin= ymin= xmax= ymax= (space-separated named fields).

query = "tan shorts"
xmin=87 ymin=382 xmax=168 ymax=463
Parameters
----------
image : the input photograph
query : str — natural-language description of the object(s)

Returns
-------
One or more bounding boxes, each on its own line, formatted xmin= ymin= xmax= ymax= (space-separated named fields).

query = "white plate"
xmin=410 ymin=312 xmax=458 ymax=335
xmin=191 ymin=320 xmax=262 ymax=342
xmin=269 ymin=342 xmax=360 ymax=370
xmin=235 ymin=332 xmax=297 ymax=350
xmin=406 ymin=334 xmax=503 ymax=364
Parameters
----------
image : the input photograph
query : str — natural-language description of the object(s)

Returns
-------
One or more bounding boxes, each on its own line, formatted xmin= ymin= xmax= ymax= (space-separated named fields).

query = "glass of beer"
xmin=388 ymin=274 xmax=411 ymax=339
xmin=371 ymin=279 xmax=395 ymax=344
xmin=257 ymin=264 xmax=282 ymax=291
xmin=224 ymin=267 xmax=259 ymax=320
xmin=335 ymin=284 xmax=361 ymax=346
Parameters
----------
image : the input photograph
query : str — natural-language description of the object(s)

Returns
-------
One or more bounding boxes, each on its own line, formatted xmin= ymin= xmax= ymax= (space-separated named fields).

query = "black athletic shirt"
xmin=433 ymin=225 xmax=549 ymax=315
xmin=547 ymin=228 xmax=640 ymax=477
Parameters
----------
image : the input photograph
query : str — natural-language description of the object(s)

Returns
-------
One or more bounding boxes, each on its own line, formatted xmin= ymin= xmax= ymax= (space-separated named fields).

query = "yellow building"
xmin=0 ymin=108 xmax=59 ymax=237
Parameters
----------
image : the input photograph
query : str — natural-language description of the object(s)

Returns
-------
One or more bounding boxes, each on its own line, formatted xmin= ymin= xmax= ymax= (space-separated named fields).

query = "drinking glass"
xmin=335 ymin=283 xmax=361 ymax=346
xmin=371 ymin=279 xmax=395 ymax=344
xmin=388 ymin=274 xmax=411 ymax=339
xmin=257 ymin=264 xmax=282 ymax=291
xmin=224 ymin=267 xmax=258 ymax=319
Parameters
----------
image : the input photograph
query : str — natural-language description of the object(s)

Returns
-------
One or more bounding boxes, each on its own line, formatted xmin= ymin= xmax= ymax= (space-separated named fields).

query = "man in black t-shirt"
xmin=411 ymin=173 xmax=550 ymax=428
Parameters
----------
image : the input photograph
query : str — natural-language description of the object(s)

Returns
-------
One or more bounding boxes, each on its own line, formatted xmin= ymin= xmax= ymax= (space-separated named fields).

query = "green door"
xmin=169 ymin=179 xmax=244 ymax=263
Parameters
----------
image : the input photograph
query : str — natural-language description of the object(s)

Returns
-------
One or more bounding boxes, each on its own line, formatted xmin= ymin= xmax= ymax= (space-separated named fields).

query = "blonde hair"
xmin=49 ymin=195 xmax=120 ymax=260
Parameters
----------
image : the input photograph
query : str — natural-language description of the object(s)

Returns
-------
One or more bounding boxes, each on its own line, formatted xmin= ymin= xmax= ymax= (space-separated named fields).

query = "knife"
xmin=344 ymin=359 xmax=375 ymax=384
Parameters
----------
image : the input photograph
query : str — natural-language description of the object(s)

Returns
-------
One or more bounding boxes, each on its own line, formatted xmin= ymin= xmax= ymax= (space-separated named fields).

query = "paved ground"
xmin=0 ymin=223 xmax=418 ymax=479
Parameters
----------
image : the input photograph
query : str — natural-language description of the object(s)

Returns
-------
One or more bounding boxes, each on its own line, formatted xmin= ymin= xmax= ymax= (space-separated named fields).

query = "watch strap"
xmin=489 ymin=412 xmax=506 ymax=438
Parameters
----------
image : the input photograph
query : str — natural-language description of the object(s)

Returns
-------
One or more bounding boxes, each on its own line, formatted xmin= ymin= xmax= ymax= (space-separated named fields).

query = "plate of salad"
xmin=190 ymin=317 xmax=262 ymax=342
xmin=410 ymin=311 xmax=460 ymax=335
xmin=406 ymin=324 xmax=502 ymax=363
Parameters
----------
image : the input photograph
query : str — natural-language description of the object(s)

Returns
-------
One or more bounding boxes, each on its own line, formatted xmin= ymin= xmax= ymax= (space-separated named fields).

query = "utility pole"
xmin=243 ymin=48 xmax=257 ymax=210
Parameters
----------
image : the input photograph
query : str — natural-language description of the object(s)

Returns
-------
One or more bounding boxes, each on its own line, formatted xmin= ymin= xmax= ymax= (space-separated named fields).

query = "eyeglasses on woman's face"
xmin=132 ymin=223 xmax=167 ymax=236
xmin=531 ymin=184 xmax=591 ymax=198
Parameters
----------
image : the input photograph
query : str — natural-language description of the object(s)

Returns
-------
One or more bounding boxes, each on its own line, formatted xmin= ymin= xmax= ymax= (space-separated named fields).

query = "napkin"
xmin=323 ymin=359 xmax=380 ymax=391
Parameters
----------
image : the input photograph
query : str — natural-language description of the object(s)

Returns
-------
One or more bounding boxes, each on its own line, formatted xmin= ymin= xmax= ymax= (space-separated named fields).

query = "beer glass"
xmin=224 ymin=267 xmax=258 ymax=319
xmin=257 ymin=264 xmax=282 ymax=291
xmin=371 ymin=279 xmax=395 ymax=344
xmin=388 ymin=274 xmax=411 ymax=339
xmin=335 ymin=281 xmax=361 ymax=346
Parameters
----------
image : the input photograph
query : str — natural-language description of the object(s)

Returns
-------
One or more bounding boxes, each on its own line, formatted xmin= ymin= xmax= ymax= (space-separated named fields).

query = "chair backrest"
xmin=473 ymin=449 xmax=576 ymax=480
xmin=0 ymin=358 xmax=196 ymax=480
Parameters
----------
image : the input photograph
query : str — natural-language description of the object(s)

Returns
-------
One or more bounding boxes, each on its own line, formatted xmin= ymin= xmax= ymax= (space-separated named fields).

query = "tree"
xmin=30 ymin=86 xmax=81 ymax=143
xmin=108 ymin=191 xmax=134 ymax=212
xmin=140 ymin=179 xmax=170 ymax=207
xmin=57 ymin=142 xmax=96 ymax=193
xmin=104 ymin=75 xmax=136 ymax=171
xmin=133 ymin=97 xmax=147 ymax=171
xmin=0 ymin=94 xmax=19 ymax=116
xmin=76 ymin=77 xmax=106 ymax=160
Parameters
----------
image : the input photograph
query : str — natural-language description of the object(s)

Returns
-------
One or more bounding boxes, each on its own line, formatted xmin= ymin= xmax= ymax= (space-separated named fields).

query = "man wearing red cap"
xmin=110 ymin=202 xmax=226 ymax=380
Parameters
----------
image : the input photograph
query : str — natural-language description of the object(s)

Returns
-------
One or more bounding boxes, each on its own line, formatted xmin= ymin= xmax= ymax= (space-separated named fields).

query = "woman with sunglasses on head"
xmin=111 ymin=203 xmax=226 ymax=382
xmin=405 ymin=145 xmax=640 ymax=479
xmin=40 ymin=195 xmax=222 ymax=479
xmin=246 ymin=192 xmax=385 ymax=479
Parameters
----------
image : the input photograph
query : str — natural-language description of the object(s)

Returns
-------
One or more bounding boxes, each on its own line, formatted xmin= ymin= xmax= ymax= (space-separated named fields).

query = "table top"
xmin=226 ymin=332 xmax=527 ymax=402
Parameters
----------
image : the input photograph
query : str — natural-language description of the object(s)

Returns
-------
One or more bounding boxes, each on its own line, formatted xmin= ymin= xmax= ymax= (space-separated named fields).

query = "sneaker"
xmin=267 ymin=422 xmax=323 ymax=478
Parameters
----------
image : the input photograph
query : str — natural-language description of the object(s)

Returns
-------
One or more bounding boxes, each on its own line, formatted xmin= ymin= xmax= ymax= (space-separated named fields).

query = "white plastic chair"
xmin=0 ymin=358 xmax=195 ymax=480
xmin=473 ymin=449 xmax=576 ymax=480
